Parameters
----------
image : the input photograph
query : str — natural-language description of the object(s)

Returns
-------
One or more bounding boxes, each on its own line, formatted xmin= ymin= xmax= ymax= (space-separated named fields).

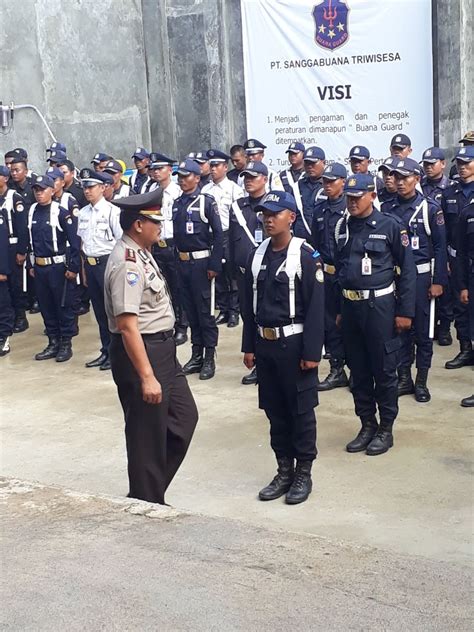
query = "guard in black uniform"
xmin=129 ymin=147 xmax=151 ymax=194
xmin=311 ymin=162 xmax=349 ymax=391
xmin=242 ymin=190 xmax=324 ymax=505
xmin=335 ymin=174 xmax=416 ymax=455
xmin=294 ymin=146 xmax=326 ymax=241
xmin=279 ymin=142 xmax=305 ymax=194
xmin=377 ymin=157 xmax=399 ymax=205
xmin=0 ymin=191 xmax=16 ymax=356
xmin=187 ymin=152 xmax=212 ymax=190
xmin=227 ymin=145 xmax=248 ymax=183
xmin=173 ymin=159 xmax=224 ymax=380
xmin=449 ymin=131 xmax=474 ymax=180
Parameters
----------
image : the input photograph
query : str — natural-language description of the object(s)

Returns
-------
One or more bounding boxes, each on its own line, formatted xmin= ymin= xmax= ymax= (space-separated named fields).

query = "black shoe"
xmin=346 ymin=418 xmax=378 ymax=452
xmin=398 ymin=366 xmax=414 ymax=396
xmin=366 ymin=429 xmax=394 ymax=456
xmin=259 ymin=457 xmax=294 ymax=501
xmin=317 ymin=361 xmax=349 ymax=391
xmin=227 ymin=313 xmax=239 ymax=328
xmin=241 ymin=367 xmax=258 ymax=385
xmin=461 ymin=394 xmax=474 ymax=407
xmin=174 ymin=330 xmax=188 ymax=346
xmin=323 ymin=351 xmax=331 ymax=360
xmin=56 ymin=338 xmax=73 ymax=363
xmin=215 ymin=312 xmax=229 ymax=325
xmin=99 ymin=358 xmax=111 ymax=371
xmin=285 ymin=461 xmax=313 ymax=505
xmin=85 ymin=353 xmax=108 ymax=368
xmin=414 ymin=369 xmax=431 ymax=402
xmin=437 ymin=330 xmax=452 ymax=346
xmin=35 ymin=337 xmax=59 ymax=360
xmin=182 ymin=345 xmax=203 ymax=375
xmin=0 ymin=337 xmax=11 ymax=357
xmin=199 ymin=348 xmax=216 ymax=380
xmin=75 ymin=305 xmax=90 ymax=316
xmin=29 ymin=300 xmax=40 ymax=314
xmin=445 ymin=342 xmax=474 ymax=369
xmin=13 ymin=312 xmax=29 ymax=333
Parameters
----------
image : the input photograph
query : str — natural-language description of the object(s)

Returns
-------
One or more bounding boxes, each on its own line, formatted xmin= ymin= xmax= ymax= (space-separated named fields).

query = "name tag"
xmin=254 ymin=229 xmax=263 ymax=243
xmin=411 ymin=236 xmax=419 ymax=250
xmin=186 ymin=222 xmax=194 ymax=234
xmin=361 ymin=256 xmax=372 ymax=276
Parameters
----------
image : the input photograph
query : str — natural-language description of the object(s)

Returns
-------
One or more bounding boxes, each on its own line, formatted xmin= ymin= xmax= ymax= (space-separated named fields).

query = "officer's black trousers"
xmin=34 ymin=264 xmax=76 ymax=338
xmin=152 ymin=243 xmax=188 ymax=332
xmin=448 ymin=254 xmax=470 ymax=342
xmin=342 ymin=294 xmax=400 ymax=425
xmin=399 ymin=272 xmax=433 ymax=370
xmin=0 ymin=280 xmax=14 ymax=337
xmin=216 ymin=232 xmax=239 ymax=316
xmin=324 ymin=273 xmax=344 ymax=361
xmin=7 ymin=248 xmax=28 ymax=314
xmin=256 ymin=334 xmax=318 ymax=461
xmin=85 ymin=258 xmax=110 ymax=355
xmin=110 ymin=334 xmax=199 ymax=505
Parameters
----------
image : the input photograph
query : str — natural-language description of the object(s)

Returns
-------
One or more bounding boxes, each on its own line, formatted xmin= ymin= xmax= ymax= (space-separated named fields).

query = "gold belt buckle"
xmin=158 ymin=239 xmax=167 ymax=248
xmin=346 ymin=290 xmax=360 ymax=301
xmin=325 ymin=264 xmax=336 ymax=275
xmin=87 ymin=257 xmax=97 ymax=266
xmin=263 ymin=327 xmax=278 ymax=341
xmin=36 ymin=257 xmax=46 ymax=266
xmin=179 ymin=252 xmax=190 ymax=261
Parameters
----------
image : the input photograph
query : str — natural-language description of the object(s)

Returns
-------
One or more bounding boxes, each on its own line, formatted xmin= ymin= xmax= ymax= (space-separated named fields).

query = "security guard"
xmin=47 ymin=167 xmax=80 ymax=216
xmin=188 ymin=152 xmax=212 ymax=190
xmin=383 ymin=158 xmax=447 ymax=402
xmin=311 ymin=162 xmax=349 ymax=391
xmin=442 ymin=146 xmax=474 ymax=369
xmin=46 ymin=141 xmax=67 ymax=155
xmin=389 ymin=134 xmax=413 ymax=159
xmin=449 ymin=131 xmax=474 ymax=180
xmin=242 ymin=139 xmax=283 ymax=191
xmin=129 ymin=147 xmax=151 ymax=194
xmin=59 ymin=159 xmax=87 ymax=208
xmin=348 ymin=145 xmax=384 ymax=201
xmin=46 ymin=150 xmax=67 ymax=168
xmin=78 ymin=169 xmax=123 ymax=370
xmin=173 ymin=158 xmax=224 ymax=380
xmin=294 ymin=146 xmax=327 ymax=240
xmin=242 ymin=190 xmax=324 ymax=504
xmin=229 ymin=160 xmax=269 ymax=386
xmin=91 ymin=153 xmax=111 ymax=173
xmin=456 ymin=196 xmax=474 ymax=407
xmin=0 ymin=187 xmax=16 ymax=357
xmin=104 ymin=189 xmax=199 ymax=505
xmin=377 ymin=157 xmax=399 ymax=205
xmin=28 ymin=175 xmax=80 ymax=362
xmin=202 ymin=149 xmax=244 ymax=327
xmin=279 ymin=142 xmax=305 ymax=194
xmin=335 ymin=174 xmax=416 ymax=455
xmin=103 ymin=160 xmax=131 ymax=199
xmin=227 ymin=145 xmax=248 ymax=183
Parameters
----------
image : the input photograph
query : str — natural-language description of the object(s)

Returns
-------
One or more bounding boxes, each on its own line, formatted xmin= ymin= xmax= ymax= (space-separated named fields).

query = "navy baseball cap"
xmin=390 ymin=134 xmax=412 ymax=148
xmin=79 ymin=168 xmax=109 ymax=186
xmin=286 ymin=142 xmax=305 ymax=154
xmin=206 ymin=149 xmax=231 ymax=164
xmin=13 ymin=148 xmax=28 ymax=159
xmin=114 ymin=188 xmax=164 ymax=222
xmin=344 ymin=174 xmax=376 ymax=197
xmin=378 ymin=157 xmax=398 ymax=172
xmin=47 ymin=150 xmax=67 ymax=163
xmin=47 ymin=142 xmax=66 ymax=154
xmin=349 ymin=145 xmax=370 ymax=160
xmin=186 ymin=151 xmax=208 ymax=164
xmin=103 ymin=159 xmax=123 ymax=174
xmin=132 ymin=147 xmax=150 ymax=160
xmin=390 ymin=157 xmax=422 ymax=176
xmin=322 ymin=163 xmax=347 ymax=180
xmin=149 ymin=152 xmax=175 ymax=167
xmin=304 ymin=146 xmax=325 ymax=162
xmin=46 ymin=167 xmax=65 ymax=180
xmin=241 ymin=161 xmax=269 ymax=177
xmin=91 ymin=153 xmax=110 ymax=165
xmin=244 ymin=139 xmax=267 ymax=154
xmin=32 ymin=174 xmax=54 ymax=189
xmin=256 ymin=190 xmax=297 ymax=214
xmin=101 ymin=172 xmax=114 ymax=185
xmin=177 ymin=159 xmax=201 ymax=176
xmin=0 ymin=166 xmax=10 ymax=177
xmin=455 ymin=146 xmax=474 ymax=162
xmin=422 ymin=147 xmax=446 ymax=163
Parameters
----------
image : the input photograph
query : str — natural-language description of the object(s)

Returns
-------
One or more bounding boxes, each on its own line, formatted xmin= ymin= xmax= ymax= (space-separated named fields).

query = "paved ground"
xmin=1 ymin=312 xmax=473 ymax=629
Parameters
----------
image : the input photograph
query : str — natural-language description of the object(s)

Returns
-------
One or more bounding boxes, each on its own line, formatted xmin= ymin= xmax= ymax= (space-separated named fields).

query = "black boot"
xmin=13 ymin=310 xmax=29 ymax=333
xmin=241 ymin=366 xmax=258 ymax=385
xmin=437 ymin=328 xmax=452 ymax=346
xmin=215 ymin=312 xmax=229 ymax=325
xmin=56 ymin=338 xmax=73 ymax=363
xmin=182 ymin=345 xmax=203 ymax=375
xmin=346 ymin=417 xmax=378 ymax=452
xmin=85 ymin=352 xmax=108 ymax=368
xmin=366 ymin=422 xmax=394 ymax=456
xmin=199 ymin=347 xmax=216 ymax=380
xmin=445 ymin=341 xmax=474 ymax=369
xmin=174 ymin=329 xmax=188 ymax=346
xmin=258 ymin=456 xmax=294 ymax=501
xmin=414 ymin=368 xmax=431 ymax=402
xmin=398 ymin=365 xmax=414 ymax=396
xmin=285 ymin=461 xmax=313 ymax=505
xmin=227 ymin=313 xmax=240 ymax=328
xmin=317 ymin=359 xmax=349 ymax=391
xmin=461 ymin=394 xmax=474 ymax=407
xmin=0 ymin=336 xmax=11 ymax=357
xmin=29 ymin=300 xmax=40 ymax=314
xmin=35 ymin=337 xmax=59 ymax=360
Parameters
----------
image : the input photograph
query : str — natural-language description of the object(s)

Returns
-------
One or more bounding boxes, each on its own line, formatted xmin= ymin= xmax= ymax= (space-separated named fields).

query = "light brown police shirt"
xmin=104 ymin=234 xmax=175 ymax=334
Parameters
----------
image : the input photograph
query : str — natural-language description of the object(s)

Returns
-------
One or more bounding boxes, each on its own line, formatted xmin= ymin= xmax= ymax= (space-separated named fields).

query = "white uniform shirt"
xmin=160 ymin=181 xmax=181 ymax=240
xmin=77 ymin=196 xmax=123 ymax=257
xmin=113 ymin=183 xmax=131 ymax=200
xmin=201 ymin=177 xmax=244 ymax=231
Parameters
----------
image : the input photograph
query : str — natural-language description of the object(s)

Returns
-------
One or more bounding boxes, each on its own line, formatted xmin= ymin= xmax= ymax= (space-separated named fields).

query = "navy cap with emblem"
xmin=46 ymin=150 xmax=67 ymax=163
xmin=47 ymin=142 xmax=67 ymax=154
xmin=390 ymin=134 xmax=412 ymax=149
xmin=378 ymin=156 xmax=397 ymax=172
xmin=240 ymin=161 xmax=269 ymax=177
xmin=149 ymin=152 xmax=175 ymax=167
xmin=286 ymin=142 xmax=305 ymax=154
xmin=322 ymin=162 xmax=347 ymax=180
xmin=422 ymin=147 xmax=446 ymax=163
xmin=132 ymin=147 xmax=150 ymax=160
xmin=186 ymin=151 xmax=208 ymax=164
xmin=244 ymin=138 xmax=267 ymax=154
xmin=0 ymin=166 xmax=10 ymax=178
xmin=101 ymin=172 xmax=114 ymax=185
xmin=113 ymin=188 xmax=164 ymax=222
xmin=255 ymin=190 xmax=297 ymax=214
xmin=32 ymin=174 xmax=55 ymax=190
xmin=304 ymin=146 xmax=325 ymax=162
xmin=349 ymin=145 xmax=370 ymax=160
xmin=177 ymin=159 xmax=201 ymax=176
xmin=79 ymin=168 xmax=110 ymax=187
xmin=103 ymin=159 xmax=124 ymax=174
xmin=344 ymin=174 xmax=376 ymax=197
xmin=13 ymin=148 xmax=28 ymax=159
xmin=46 ymin=166 xmax=65 ymax=180
xmin=206 ymin=149 xmax=231 ymax=164
xmin=390 ymin=157 xmax=422 ymax=176
xmin=91 ymin=153 xmax=110 ymax=165
xmin=455 ymin=146 xmax=474 ymax=162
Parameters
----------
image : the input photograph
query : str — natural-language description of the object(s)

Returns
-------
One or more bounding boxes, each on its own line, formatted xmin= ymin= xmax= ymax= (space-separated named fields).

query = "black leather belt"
xmin=142 ymin=330 xmax=174 ymax=341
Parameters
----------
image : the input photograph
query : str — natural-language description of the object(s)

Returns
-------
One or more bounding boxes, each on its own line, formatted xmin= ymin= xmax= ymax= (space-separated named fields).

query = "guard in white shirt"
xmin=103 ymin=160 xmax=131 ymax=200
xmin=77 ymin=169 xmax=123 ymax=370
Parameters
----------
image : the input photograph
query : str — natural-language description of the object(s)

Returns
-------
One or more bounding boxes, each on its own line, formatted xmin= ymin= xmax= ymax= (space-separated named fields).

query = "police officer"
xmin=103 ymin=160 xmax=131 ymax=199
xmin=91 ymin=153 xmax=112 ymax=173
xmin=202 ymin=149 xmax=244 ymax=327
xmin=104 ymin=189 xmax=199 ymax=505
xmin=187 ymin=152 xmax=212 ymax=189
xmin=129 ymin=147 xmax=151 ymax=194
xmin=294 ymin=146 xmax=327 ymax=241
xmin=279 ymin=142 xmax=305 ymax=194
xmin=383 ymin=158 xmax=447 ymax=402
xmin=242 ymin=139 xmax=284 ymax=191
xmin=311 ymin=162 xmax=349 ymax=391
xmin=442 ymin=146 xmax=474 ymax=369
xmin=227 ymin=145 xmax=248 ymax=184
xmin=242 ymin=190 xmax=324 ymax=504
xmin=0 ymin=184 xmax=16 ymax=357
xmin=173 ymin=159 xmax=224 ymax=380
xmin=229 ymin=160 xmax=269 ymax=386
xmin=456 ymin=196 xmax=474 ymax=406
xmin=377 ymin=157 xmax=399 ymax=204
xmin=335 ymin=174 xmax=416 ymax=455
xmin=449 ymin=131 xmax=474 ymax=180
xmin=28 ymin=175 xmax=80 ymax=362
xmin=78 ymin=169 xmax=123 ymax=369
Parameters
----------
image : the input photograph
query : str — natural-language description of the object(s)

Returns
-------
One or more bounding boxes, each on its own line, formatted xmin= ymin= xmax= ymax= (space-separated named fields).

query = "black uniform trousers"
xmin=324 ymin=272 xmax=344 ymax=361
xmin=256 ymin=333 xmax=318 ymax=461
xmin=7 ymin=247 xmax=28 ymax=314
xmin=85 ymin=258 xmax=110 ymax=355
xmin=0 ymin=279 xmax=14 ymax=337
xmin=399 ymin=272 xmax=433 ymax=370
xmin=34 ymin=263 xmax=76 ymax=338
xmin=151 ymin=241 xmax=188 ymax=332
xmin=177 ymin=257 xmax=218 ymax=349
xmin=342 ymin=294 xmax=400 ymax=425
xmin=216 ymin=232 xmax=239 ymax=316
xmin=450 ymin=254 xmax=471 ymax=342
xmin=109 ymin=333 xmax=199 ymax=504
xmin=72 ymin=258 xmax=90 ymax=314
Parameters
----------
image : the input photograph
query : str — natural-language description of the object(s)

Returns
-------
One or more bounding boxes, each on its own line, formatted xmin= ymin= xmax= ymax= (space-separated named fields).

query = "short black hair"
xmin=59 ymin=159 xmax=75 ymax=171
xmin=230 ymin=144 xmax=245 ymax=155
xmin=119 ymin=210 xmax=142 ymax=231
xmin=4 ymin=150 xmax=16 ymax=159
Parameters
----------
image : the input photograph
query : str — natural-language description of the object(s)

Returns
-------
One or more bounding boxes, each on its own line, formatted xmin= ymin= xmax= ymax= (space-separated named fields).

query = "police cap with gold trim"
xmin=113 ymin=188 xmax=164 ymax=222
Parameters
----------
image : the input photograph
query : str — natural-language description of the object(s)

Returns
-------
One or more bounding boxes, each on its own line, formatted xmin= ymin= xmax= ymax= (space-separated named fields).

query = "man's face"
xmin=347 ymin=192 xmax=376 ymax=217
xmin=10 ymin=162 xmax=27 ymax=183
xmin=304 ymin=159 xmax=324 ymax=179
xmin=210 ymin=163 xmax=227 ymax=183
xmin=423 ymin=160 xmax=445 ymax=180
xmin=0 ymin=175 xmax=8 ymax=190
xmin=149 ymin=165 xmax=171 ymax=184
xmin=381 ymin=170 xmax=397 ymax=192
xmin=390 ymin=145 xmax=412 ymax=158
xmin=4 ymin=157 xmax=14 ymax=172
xmin=200 ymin=161 xmax=210 ymax=177
xmin=323 ymin=177 xmax=345 ymax=199
xmin=262 ymin=209 xmax=295 ymax=237
xmin=231 ymin=151 xmax=247 ymax=171
xmin=53 ymin=177 xmax=64 ymax=196
xmin=457 ymin=159 xmax=474 ymax=183
xmin=96 ymin=160 xmax=109 ymax=172
xmin=288 ymin=151 xmax=304 ymax=169
xmin=248 ymin=151 xmax=264 ymax=163
xmin=59 ymin=165 xmax=74 ymax=187
xmin=33 ymin=186 xmax=54 ymax=205
xmin=83 ymin=183 xmax=105 ymax=205
xmin=244 ymin=174 xmax=267 ymax=196
xmin=350 ymin=158 xmax=369 ymax=174
xmin=134 ymin=156 xmax=149 ymax=172
xmin=103 ymin=183 xmax=115 ymax=201
xmin=136 ymin=217 xmax=161 ymax=246
xmin=394 ymin=173 xmax=419 ymax=198
xmin=107 ymin=172 xmax=122 ymax=188
xmin=178 ymin=173 xmax=200 ymax=194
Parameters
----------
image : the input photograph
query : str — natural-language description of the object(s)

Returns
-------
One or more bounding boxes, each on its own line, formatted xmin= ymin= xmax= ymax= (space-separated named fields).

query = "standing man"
xmin=103 ymin=160 xmax=131 ymax=199
xmin=421 ymin=147 xmax=453 ymax=204
xmin=280 ymin=142 xmax=305 ymax=194
xmin=173 ymin=159 xmax=223 ymax=380
xmin=104 ymin=189 xmax=198 ymax=505
xmin=335 ymin=174 xmax=416 ymax=455
xmin=202 ymin=149 xmax=244 ymax=327
xmin=59 ymin=160 xmax=87 ymax=208
xmin=46 ymin=150 xmax=67 ymax=168
xmin=449 ymin=131 xmax=474 ymax=180
xmin=129 ymin=147 xmax=151 ymax=194
xmin=188 ymin=152 xmax=212 ymax=190
xmin=242 ymin=139 xmax=283 ymax=191
xmin=227 ymin=145 xmax=248 ymax=184
xmin=295 ymin=146 xmax=327 ymax=241
xmin=389 ymin=134 xmax=413 ymax=159
xmin=377 ymin=157 xmax=399 ymax=205
xmin=77 ymin=169 xmax=123 ymax=370
xmin=91 ymin=153 xmax=111 ymax=173
xmin=0 ymin=181 xmax=17 ymax=357
xmin=242 ymin=190 xmax=324 ymax=504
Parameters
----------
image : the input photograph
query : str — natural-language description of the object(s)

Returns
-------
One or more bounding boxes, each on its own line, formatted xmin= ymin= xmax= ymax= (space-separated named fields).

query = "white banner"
xmin=241 ymin=0 xmax=433 ymax=170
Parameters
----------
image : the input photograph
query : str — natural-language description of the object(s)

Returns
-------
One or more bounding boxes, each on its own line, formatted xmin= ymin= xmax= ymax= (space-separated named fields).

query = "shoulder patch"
xmin=315 ymin=268 xmax=324 ymax=283
xmin=401 ymin=232 xmax=410 ymax=247
xmin=125 ymin=248 xmax=136 ymax=262
xmin=126 ymin=270 xmax=139 ymax=286
xmin=16 ymin=203 xmax=25 ymax=213
xmin=436 ymin=212 xmax=445 ymax=225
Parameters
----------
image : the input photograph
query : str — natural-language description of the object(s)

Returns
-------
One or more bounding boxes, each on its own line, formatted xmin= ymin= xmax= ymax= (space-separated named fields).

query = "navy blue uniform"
xmin=28 ymin=202 xmax=80 ymax=339
xmin=421 ymin=174 xmax=453 ymax=205
xmin=173 ymin=189 xmax=223 ymax=349
xmin=378 ymin=187 xmax=397 ymax=205
xmin=294 ymin=176 xmax=325 ymax=240
xmin=383 ymin=193 xmax=447 ymax=369
xmin=0 ymin=190 xmax=29 ymax=315
xmin=0 ymin=207 xmax=15 ymax=341
xmin=280 ymin=168 xmax=304 ymax=194
xmin=456 ymin=199 xmax=474 ymax=338
xmin=242 ymin=240 xmax=325 ymax=461
xmin=335 ymin=208 xmax=416 ymax=426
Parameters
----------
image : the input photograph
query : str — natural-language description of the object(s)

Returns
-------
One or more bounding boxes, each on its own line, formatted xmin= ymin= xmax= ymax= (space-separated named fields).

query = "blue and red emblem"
xmin=311 ymin=0 xmax=350 ymax=51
